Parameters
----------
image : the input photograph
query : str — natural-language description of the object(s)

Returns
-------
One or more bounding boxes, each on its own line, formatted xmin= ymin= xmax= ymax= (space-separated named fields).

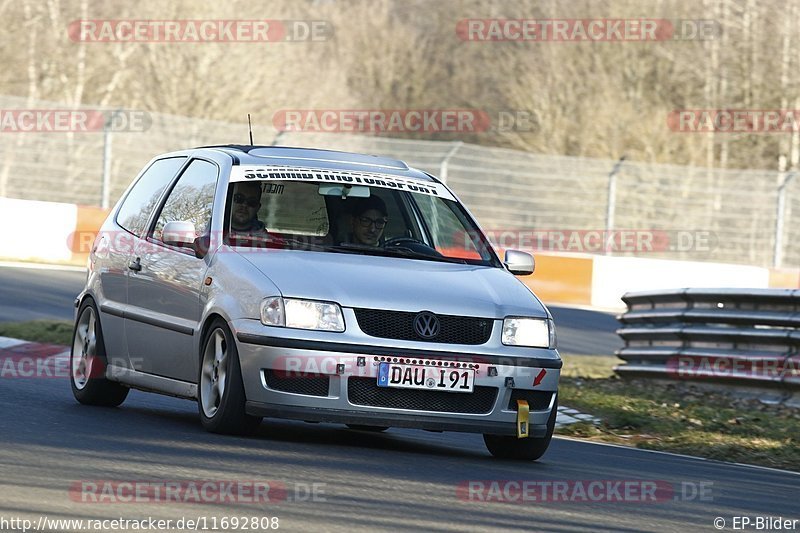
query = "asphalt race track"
xmin=0 ymin=264 xmax=797 ymax=532
xmin=1 ymin=363 xmax=798 ymax=532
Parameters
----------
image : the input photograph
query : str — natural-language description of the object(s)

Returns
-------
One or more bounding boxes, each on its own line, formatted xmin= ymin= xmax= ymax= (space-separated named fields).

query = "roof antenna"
xmin=247 ymin=114 xmax=254 ymax=146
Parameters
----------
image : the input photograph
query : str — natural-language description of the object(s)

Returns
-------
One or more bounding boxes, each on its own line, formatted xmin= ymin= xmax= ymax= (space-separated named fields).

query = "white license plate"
xmin=377 ymin=363 xmax=475 ymax=393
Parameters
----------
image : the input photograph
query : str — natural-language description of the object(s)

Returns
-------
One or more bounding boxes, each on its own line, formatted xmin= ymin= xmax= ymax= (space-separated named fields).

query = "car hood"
xmin=237 ymin=249 xmax=547 ymax=318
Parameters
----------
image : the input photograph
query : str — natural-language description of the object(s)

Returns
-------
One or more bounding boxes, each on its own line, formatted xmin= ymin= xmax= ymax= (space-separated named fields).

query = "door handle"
xmin=128 ymin=258 xmax=142 ymax=272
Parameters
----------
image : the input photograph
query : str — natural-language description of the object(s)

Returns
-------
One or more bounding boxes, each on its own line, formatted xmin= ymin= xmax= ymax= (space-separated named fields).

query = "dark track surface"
xmin=0 ymin=264 xmax=797 ymax=531
xmin=0 ymin=374 xmax=796 ymax=532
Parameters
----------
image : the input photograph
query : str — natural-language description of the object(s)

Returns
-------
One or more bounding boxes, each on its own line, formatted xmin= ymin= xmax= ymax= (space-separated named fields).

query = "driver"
xmin=229 ymin=182 xmax=265 ymax=239
xmin=349 ymin=196 xmax=388 ymax=246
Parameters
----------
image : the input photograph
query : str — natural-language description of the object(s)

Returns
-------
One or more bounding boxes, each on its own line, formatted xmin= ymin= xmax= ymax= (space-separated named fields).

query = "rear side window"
xmin=116 ymin=157 xmax=186 ymax=237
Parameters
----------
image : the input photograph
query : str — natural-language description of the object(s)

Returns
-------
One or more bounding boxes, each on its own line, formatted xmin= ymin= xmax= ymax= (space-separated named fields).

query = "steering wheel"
xmin=383 ymin=236 xmax=444 ymax=257
xmin=383 ymin=236 xmax=426 ymax=248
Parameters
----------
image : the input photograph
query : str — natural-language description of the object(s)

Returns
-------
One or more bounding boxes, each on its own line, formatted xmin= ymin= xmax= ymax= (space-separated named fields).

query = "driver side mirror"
xmin=162 ymin=220 xmax=207 ymax=258
xmin=162 ymin=221 xmax=196 ymax=247
xmin=504 ymin=249 xmax=535 ymax=275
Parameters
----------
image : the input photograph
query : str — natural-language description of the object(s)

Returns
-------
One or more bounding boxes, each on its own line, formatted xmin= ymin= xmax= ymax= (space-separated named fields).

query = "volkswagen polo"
xmin=70 ymin=145 xmax=562 ymax=460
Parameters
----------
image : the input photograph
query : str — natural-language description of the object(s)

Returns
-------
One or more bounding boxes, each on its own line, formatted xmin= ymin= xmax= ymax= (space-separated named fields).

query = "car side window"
xmin=152 ymin=159 xmax=219 ymax=244
xmin=116 ymin=157 xmax=187 ymax=237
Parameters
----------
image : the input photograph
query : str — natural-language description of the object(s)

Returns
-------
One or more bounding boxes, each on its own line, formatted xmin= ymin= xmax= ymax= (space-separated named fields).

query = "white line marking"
xmin=0 ymin=261 xmax=86 ymax=272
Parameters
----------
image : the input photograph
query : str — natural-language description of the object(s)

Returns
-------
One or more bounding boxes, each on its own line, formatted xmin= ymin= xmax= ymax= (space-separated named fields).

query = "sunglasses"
xmin=357 ymin=216 xmax=388 ymax=229
xmin=233 ymin=193 xmax=260 ymax=208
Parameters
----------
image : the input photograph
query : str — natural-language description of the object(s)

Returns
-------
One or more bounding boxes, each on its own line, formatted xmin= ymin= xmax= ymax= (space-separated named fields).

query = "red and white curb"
xmin=557 ymin=406 xmax=600 ymax=428
xmin=0 ymin=337 xmax=27 ymax=350
xmin=0 ymin=336 xmax=70 ymax=378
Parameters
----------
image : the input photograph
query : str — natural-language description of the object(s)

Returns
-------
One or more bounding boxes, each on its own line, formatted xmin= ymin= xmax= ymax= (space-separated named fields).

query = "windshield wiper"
xmin=381 ymin=246 xmax=468 ymax=264
xmin=325 ymin=243 xmax=391 ymax=257
xmin=327 ymin=243 xmax=468 ymax=264
xmin=328 ymin=242 xmax=379 ymax=252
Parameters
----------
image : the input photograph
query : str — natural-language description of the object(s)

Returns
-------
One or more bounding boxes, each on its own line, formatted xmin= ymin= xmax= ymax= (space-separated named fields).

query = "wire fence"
xmin=0 ymin=95 xmax=797 ymax=268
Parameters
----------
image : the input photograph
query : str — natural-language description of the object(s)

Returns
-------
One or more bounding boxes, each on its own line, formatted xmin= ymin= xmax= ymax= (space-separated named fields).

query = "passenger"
xmin=349 ymin=196 xmax=388 ymax=246
xmin=229 ymin=182 xmax=265 ymax=238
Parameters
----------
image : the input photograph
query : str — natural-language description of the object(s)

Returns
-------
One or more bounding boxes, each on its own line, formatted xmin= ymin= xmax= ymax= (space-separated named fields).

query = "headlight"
xmin=260 ymin=297 xmax=345 ymax=332
xmin=502 ymin=317 xmax=556 ymax=348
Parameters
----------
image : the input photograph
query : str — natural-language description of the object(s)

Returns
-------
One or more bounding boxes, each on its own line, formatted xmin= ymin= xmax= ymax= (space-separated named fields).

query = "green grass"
xmin=558 ymin=353 xmax=800 ymax=472
xmin=560 ymin=353 xmax=619 ymax=379
xmin=0 ymin=320 xmax=74 ymax=346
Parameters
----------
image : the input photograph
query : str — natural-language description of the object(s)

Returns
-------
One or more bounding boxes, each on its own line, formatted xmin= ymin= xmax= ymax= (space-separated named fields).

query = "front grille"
xmin=508 ymin=389 xmax=553 ymax=411
xmin=263 ymin=370 xmax=330 ymax=397
xmin=354 ymin=308 xmax=493 ymax=344
xmin=347 ymin=377 xmax=497 ymax=414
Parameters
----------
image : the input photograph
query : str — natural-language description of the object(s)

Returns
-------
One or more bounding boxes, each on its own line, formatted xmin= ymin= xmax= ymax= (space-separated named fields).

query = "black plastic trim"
xmin=244 ymin=401 xmax=548 ymax=437
xmin=100 ymin=303 xmax=193 ymax=336
xmin=99 ymin=303 xmax=124 ymax=318
xmin=236 ymin=333 xmax=562 ymax=369
xmin=126 ymin=311 xmax=194 ymax=335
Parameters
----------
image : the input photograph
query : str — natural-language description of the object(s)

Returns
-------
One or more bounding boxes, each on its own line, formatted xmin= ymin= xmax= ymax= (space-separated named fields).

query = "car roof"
xmin=188 ymin=144 xmax=437 ymax=181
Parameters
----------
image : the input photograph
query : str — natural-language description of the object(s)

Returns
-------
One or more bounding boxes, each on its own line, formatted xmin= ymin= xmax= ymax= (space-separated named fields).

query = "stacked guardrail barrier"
xmin=615 ymin=289 xmax=800 ymax=390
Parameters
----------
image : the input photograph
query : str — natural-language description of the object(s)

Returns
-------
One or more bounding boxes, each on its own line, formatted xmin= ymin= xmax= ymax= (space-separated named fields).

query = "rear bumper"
xmin=234 ymin=321 xmax=560 ymax=436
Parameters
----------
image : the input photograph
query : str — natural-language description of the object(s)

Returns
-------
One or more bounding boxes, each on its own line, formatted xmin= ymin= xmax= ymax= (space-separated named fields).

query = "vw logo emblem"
xmin=414 ymin=311 xmax=440 ymax=339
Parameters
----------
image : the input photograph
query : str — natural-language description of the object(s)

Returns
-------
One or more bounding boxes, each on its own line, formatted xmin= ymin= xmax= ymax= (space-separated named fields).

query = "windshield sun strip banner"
xmin=229 ymin=165 xmax=455 ymax=201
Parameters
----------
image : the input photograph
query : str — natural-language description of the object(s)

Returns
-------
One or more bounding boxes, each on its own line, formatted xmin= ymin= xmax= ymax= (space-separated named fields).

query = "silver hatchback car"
xmin=70 ymin=145 xmax=562 ymax=460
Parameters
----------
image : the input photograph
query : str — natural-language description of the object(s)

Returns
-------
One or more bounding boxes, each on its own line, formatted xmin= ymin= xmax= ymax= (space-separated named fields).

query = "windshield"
xmin=224 ymin=179 xmax=501 ymax=267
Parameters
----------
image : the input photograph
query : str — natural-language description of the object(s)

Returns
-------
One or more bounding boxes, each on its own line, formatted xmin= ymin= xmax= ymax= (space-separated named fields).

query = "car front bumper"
xmin=233 ymin=319 xmax=561 ymax=437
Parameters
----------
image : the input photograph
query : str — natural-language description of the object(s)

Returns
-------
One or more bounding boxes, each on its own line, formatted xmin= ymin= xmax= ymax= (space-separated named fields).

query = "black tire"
xmin=346 ymin=424 xmax=389 ymax=432
xmin=483 ymin=394 xmax=558 ymax=461
xmin=70 ymin=299 xmax=129 ymax=407
xmin=198 ymin=319 xmax=262 ymax=435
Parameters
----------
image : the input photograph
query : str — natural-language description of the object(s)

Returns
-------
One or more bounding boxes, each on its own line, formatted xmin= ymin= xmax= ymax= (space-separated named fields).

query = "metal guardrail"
xmin=615 ymin=289 xmax=800 ymax=390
